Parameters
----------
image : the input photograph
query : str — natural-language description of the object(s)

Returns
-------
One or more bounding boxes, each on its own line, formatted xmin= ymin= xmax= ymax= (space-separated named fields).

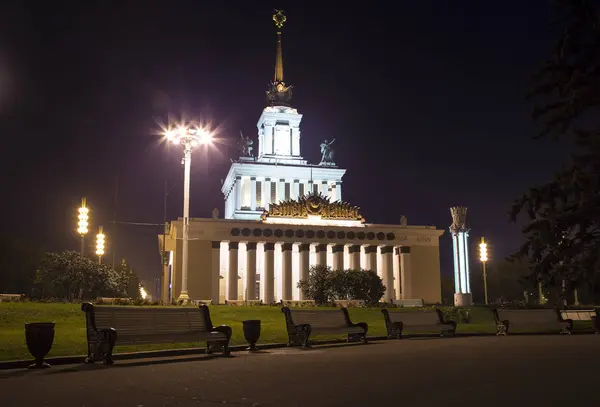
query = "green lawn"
xmin=0 ymin=302 xmax=592 ymax=362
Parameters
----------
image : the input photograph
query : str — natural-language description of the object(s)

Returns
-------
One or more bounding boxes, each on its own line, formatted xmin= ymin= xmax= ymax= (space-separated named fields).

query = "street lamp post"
xmin=163 ymin=124 xmax=213 ymax=303
xmin=77 ymin=198 xmax=89 ymax=256
xmin=479 ymin=237 xmax=489 ymax=305
xmin=96 ymin=226 xmax=105 ymax=265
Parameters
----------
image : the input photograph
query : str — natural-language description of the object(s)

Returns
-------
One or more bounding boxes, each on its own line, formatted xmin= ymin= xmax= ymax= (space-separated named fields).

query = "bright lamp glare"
xmin=479 ymin=242 xmax=488 ymax=262
xmin=165 ymin=130 xmax=175 ymax=140
xmin=198 ymin=130 xmax=212 ymax=144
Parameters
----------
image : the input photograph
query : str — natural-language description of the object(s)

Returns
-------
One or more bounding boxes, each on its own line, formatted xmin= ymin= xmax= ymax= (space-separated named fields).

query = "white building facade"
xmin=159 ymin=11 xmax=445 ymax=305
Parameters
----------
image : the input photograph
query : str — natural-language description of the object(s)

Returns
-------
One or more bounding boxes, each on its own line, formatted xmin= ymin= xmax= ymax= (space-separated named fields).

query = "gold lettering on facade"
xmin=261 ymin=192 xmax=365 ymax=222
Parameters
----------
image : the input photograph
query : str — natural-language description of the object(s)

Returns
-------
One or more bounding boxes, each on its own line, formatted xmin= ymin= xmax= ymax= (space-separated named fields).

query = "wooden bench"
xmin=81 ymin=303 xmax=232 ymax=364
xmin=282 ymin=307 xmax=368 ymax=348
xmin=381 ymin=308 xmax=456 ymax=338
xmin=281 ymin=300 xmax=316 ymax=307
xmin=561 ymin=309 xmax=599 ymax=334
xmin=0 ymin=293 xmax=24 ymax=301
xmin=391 ymin=298 xmax=424 ymax=307
xmin=493 ymin=308 xmax=572 ymax=335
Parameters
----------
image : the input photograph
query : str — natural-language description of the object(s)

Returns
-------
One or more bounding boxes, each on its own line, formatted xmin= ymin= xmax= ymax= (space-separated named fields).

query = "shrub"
xmin=298 ymin=267 xmax=385 ymax=306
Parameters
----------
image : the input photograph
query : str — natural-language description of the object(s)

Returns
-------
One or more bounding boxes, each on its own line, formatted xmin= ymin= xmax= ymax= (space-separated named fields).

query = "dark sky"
xmin=0 ymin=1 xmax=567 ymax=295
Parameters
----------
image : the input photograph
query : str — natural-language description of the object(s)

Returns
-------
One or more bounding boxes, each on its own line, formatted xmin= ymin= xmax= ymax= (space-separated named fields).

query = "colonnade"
xmin=210 ymin=241 xmax=414 ymax=304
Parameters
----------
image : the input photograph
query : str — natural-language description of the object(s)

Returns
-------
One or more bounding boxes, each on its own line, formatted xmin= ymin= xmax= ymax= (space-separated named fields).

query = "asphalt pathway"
xmin=1 ymin=335 xmax=598 ymax=407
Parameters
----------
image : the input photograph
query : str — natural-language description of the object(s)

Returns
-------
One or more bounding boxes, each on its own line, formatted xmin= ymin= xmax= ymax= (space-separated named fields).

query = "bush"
xmin=298 ymin=266 xmax=385 ymax=306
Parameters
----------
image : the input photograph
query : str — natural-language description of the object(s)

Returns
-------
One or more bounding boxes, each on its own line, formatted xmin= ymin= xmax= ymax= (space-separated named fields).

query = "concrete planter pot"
xmin=25 ymin=322 xmax=55 ymax=369
xmin=242 ymin=320 xmax=261 ymax=351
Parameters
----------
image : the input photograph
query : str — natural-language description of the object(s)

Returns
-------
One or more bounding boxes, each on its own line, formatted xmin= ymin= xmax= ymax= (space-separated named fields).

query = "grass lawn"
xmin=0 ymin=302 xmax=592 ymax=362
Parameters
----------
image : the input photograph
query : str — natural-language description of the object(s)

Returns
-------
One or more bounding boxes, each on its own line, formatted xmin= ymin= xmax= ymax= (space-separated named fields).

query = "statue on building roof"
xmin=320 ymin=139 xmax=336 ymax=163
xmin=238 ymin=131 xmax=254 ymax=157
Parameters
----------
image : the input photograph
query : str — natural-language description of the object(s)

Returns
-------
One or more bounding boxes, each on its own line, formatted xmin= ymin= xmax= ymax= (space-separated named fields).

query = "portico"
xmin=160 ymin=195 xmax=444 ymax=305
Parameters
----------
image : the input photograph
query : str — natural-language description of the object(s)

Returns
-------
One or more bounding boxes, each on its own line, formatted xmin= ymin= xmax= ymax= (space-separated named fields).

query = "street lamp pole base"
xmin=177 ymin=291 xmax=190 ymax=303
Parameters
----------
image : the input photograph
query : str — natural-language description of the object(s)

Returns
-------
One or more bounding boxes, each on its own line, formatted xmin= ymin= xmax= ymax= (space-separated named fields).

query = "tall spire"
xmin=266 ymin=10 xmax=292 ymax=106
xmin=273 ymin=10 xmax=286 ymax=82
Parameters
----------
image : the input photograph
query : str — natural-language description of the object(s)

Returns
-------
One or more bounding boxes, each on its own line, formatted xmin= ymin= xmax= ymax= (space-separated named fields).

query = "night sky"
xmin=0 ymin=1 xmax=567 ymax=295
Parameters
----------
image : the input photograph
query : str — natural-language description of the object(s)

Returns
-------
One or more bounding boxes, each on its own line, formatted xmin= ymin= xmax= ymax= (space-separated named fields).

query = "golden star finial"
xmin=273 ymin=9 xmax=287 ymax=29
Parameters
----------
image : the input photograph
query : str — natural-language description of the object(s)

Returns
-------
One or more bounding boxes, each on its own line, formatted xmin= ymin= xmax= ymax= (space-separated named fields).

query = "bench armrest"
xmin=212 ymin=325 xmax=232 ymax=340
xmin=341 ymin=307 xmax=368 ymax=334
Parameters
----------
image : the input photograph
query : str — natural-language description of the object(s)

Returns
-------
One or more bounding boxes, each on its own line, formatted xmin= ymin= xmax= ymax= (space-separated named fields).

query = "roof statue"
xmin=238 ymin=131 xmax=254 ymax=157
xmin=266 ymin=10 xmax=293 ymax=106
xmin=319 ymin=139 xmax=336 ymax=164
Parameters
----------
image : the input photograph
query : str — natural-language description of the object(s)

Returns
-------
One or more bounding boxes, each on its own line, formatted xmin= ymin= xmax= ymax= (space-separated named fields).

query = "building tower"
xmin=450 ymin=206 xmax=472 ymax=306
xmin=221 ymin=10 xmax=345 ymax=220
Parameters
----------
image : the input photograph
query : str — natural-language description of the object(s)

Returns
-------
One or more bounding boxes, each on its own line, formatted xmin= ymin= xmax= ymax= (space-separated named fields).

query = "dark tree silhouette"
xmin=510 ymin=0 xmax=600 ymax=298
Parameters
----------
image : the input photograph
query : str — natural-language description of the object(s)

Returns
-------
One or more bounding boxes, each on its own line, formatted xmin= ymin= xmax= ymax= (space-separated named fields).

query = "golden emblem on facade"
xmin=261 ymin=193 xmax=365 ymax=222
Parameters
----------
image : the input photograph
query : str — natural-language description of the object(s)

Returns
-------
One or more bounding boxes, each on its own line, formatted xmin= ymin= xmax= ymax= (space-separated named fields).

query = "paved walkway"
xmin=1 ymin=335 xmax=598 ymax=406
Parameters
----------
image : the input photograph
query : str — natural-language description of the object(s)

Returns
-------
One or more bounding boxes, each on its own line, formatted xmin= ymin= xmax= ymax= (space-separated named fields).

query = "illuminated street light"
xmin=162 ymin=123 xmax=213 ymax=302
xmin=479 ymin=237 xmax=489 ymax=305
xmin=96 ymin=226 xmax=105 ymax=264
xmin=77 ymin=197 xmax=89 ymax=255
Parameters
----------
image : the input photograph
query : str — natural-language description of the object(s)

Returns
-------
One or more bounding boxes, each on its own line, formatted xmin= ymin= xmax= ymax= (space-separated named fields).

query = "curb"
xmin=0 ymin=336 xmax=386 ymax=371
xmin=2 ymin=330 xmax=592 ymax=370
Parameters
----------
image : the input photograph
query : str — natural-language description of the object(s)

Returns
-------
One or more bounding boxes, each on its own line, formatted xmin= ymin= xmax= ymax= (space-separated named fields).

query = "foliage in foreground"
xmin=297 ymin=265 xmax=385 ymax=305
xmin=510 ymin=0 xmax=600 ymax=301
xmin=32 ymin=251 xmax=141 ymax=301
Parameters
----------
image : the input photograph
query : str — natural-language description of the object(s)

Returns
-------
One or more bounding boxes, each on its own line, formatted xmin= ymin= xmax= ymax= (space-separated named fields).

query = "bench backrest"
xmin=84 ymin=305 xmax=211 ymax=336
xmin=495 ymin=308 xmax=560 ymax=324
xmin=286 ymin=309 xmax=348 ymax=329
xmin=561 ymin=310 xmax=597 ymax=321
xmin=389 ymin=310 xmax=441 ymax=325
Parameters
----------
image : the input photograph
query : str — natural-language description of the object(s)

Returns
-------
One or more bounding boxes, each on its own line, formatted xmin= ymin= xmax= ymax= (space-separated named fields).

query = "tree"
xmin=34 ymin=251 xmax=120 ymax=300
xmin=116 ymin=259 xmax=141 ymax=300
xmin=297 ymin=264 xmax=333 ymax=305
xmin=0 ymin=237 xmax=42 ymax=295
xmin=510 ymin=0 xmax=600 ymax=298
xmin=298 ymin=266 xmax=385 ymax=305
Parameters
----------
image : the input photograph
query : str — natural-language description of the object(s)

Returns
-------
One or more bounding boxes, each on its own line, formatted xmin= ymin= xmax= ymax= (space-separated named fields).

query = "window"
xmin=313 ymin=183 xmax=318 ymax=194
xmin=299 ymin=183 xmax=305 ymax=197
xmin=256 ymin=181 xmax=262 ymax=208
xmin=285 ymin=183 xmax=290 ymax=200
xmin=271 ymin=181 xmax=277 ymax=203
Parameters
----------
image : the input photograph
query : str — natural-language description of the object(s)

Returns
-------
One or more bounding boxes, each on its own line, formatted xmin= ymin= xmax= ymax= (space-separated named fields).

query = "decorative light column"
xmin=163 ymin=124 xmax=213 ymax=302
xmin=479 ymin=237 xmax=488 ymax=305
xmin=450 ymin=206 xmax=472 ymax=306
xmin=96 ymin=226 xmax=105 ymax=265
xmin=77 ymin=198 xmax=89 ymax=256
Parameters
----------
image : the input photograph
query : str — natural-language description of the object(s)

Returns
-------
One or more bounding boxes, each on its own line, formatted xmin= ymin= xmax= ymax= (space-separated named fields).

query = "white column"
xmin=250 ymin=177 xmax=257 ymax=211
xmin=315 ymin=244 xmax=327 ymax=266
xmin=211 ymin=241 xmax=220 ymax=304
xmin=264 ymin=124 xmax=273 ymax=155
xmin=234 ymin=176 xmax=242 ymax=211
xmin=279 ymin=178 xmax=286 ymax=201
xmin=400 ymin=246 xmax=412 ymax=299
xmin=292 ymin=179 xmax=300 ymax=200
xmin=321 ymin=180 xmax=328 ymax=198
xmin=308 ymin=180 xmax=314 ymax=195
xmin=348 ymin=245 xmax=360 ymax=270
xmin=381 ymin=246 xmax=394 ymax=302
xmin=264 ymin=178 xmax=272 ymax=209
xmin=332 ymin=244 xmax=344 ymax=270
xmin=263 ymin=243 xmax=274 ymax=304
xmin=365 ymin=245 xmax=377 ymax=272
xmin=245 ymin=242 xmax=257 ymax=300
xmin=281 ymin=243 xmax=293 ymax=300
xmin=336 ymin=181 xmax=342 ymax=201
xmin=292 ymin=127 xmax=300 ymax=156
xmin=299 ymin=244 xmax=310 ymax=300
xmin=228 ymin=242 xmax=238 ymax=300
xmin=393 ymin=247 xmax=402 ymax=301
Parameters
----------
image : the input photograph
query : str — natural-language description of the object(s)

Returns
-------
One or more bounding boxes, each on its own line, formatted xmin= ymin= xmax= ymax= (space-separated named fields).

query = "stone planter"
xmin=242 ymin=320 xmax=261 ymax=351
xmin=25 ymin=322 xmax=55 ymax=369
